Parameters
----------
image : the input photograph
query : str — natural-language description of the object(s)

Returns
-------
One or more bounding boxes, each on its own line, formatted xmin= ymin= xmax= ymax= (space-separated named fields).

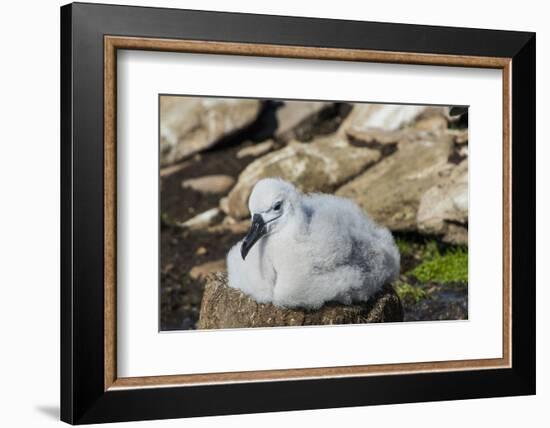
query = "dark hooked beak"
xmin=241 ymin=214 xmax=267 ymax=260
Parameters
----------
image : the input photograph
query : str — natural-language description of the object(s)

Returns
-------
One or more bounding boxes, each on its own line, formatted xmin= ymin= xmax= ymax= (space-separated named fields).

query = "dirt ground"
xmin=160 ymin=143 xmax=252 ymax=330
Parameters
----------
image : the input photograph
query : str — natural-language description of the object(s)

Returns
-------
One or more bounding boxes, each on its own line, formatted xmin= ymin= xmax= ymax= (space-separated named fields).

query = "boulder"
xmin=441 ymin=223 xmax=468 ymax=245
xmin=446 ymin=128 xmax=469 ymax=145
xmin=181 ymin=174 xmax=235 ymax=194
xmin=417 ymin=160 xmax=468 ymax=244
xmin=160 ymin=96 xmax=262 ymax=166
xmin=178 ymin=208 xmax=223 ymax=230
xmin=226 ymin=134 xmax=381 ymax=219
xmin=198 ymin=272 xmax=403 ymax=329
xmin=219 ymin=196 xmax=230 ymax=215
xmin=457 ymin=144 xmax=468 ymax=158
xmin=346 ymin=128 xmax=404 ymax=148
xmin=342 ymin=104 xmax=448 ymax=134
xmin=207 ymin=219 xmax=250 ymax=235
xmin=236 ymin=140 xmax=275 ymax=159
xmin=160 ymin=160 xmax=191 ymax=178
xmin=189 ymin=259 xmax=227 ymax=280
xmin=336 ymin=135 xmax=454 ymax=231
xmin=275 ymin=101 xmax=332 ymax=141
xmin=414 ymin=115 xmax=449 ymax=133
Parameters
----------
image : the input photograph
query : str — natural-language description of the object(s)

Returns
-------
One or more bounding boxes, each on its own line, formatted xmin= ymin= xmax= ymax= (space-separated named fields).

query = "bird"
xmin=226 ymin=178 xmax=400 ymax=309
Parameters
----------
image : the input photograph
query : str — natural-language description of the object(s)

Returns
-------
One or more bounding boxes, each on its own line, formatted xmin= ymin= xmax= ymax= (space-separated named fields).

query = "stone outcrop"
xmin=160 ymin=96 xmax=262 ymax=166
xmin=198 ymin=272 xmax=404 ymax=329
xmin=181 ymin=174 xmax=235 ymax=194
xmin=341 ymin=104 xmax=448 ymax=134
xmin=226 ymin=135 xmax=381 ymax=219
xmin=275 ymin=101 xmax=332 ymax=141
xmin=417 ymin=159 xmax=468 ymax=244
xmin=336 ymin=135 xmax=455 ymax=231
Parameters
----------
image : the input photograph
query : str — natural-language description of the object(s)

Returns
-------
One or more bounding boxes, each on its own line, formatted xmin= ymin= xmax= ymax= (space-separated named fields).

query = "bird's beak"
xmin=241 ymin=214 xmax=267 ymax=260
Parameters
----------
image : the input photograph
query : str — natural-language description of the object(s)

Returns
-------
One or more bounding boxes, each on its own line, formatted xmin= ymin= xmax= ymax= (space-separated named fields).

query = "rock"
xmin=178 ymin=208 xmax=223 ymax=230
xmin=160 ymin=96 xmax=262 ymax=166
xmin=346 ymin=109 xmax=450 ymax=151
xmin=195 ymin=246 xmax=207 ymax=256
xmin=403 ymin=283 xmax=467 ymax=322
xmin=458 ymin=145 xmax=468 ymax=158
xmin=190 ymin=260 xmax=226 ymax=280
xmin=346 ymin=128 xmax=404 ymax=148
xmin=446 ymin=129 xmax=469 ymax=145
xmin=181 ymin=174 xmax=235 ymax=194
xmin=414 ymin=115 xmax=448 ymax=133
xmin=236 ymin=140 xmax=275 ymax=159
xmin=441 ymin=223 xmax=468 ymax=245
xmin=226 ymin=134 xmax=381 ymax=219
xmin=207 ymin=219 xmax=250 ymax=234
xmin=275 ymin=101 xmax=332 ymax=141
xmin=336 ymin=135 xmax=454 ymax=231
xmin=342 ymin=104 xmax=447 ymax=134
xmin=198 ymin=272 xmax=403 ymax=329
xmin=219 ymin=196 xmax=230 ymax=214
xmin=417 ymin=160 xmax=468 ymax=244
xmin=160 ymin=160 xmax=191 ymax=178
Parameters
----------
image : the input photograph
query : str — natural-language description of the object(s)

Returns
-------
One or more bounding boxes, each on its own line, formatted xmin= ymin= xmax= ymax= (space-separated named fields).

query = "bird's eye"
xmin=273 ymin=201 xmax=282 ymax=211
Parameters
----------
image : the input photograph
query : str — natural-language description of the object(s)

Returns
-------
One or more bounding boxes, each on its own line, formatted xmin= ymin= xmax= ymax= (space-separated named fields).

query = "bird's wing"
xmin=298 ymin=193 xmax=400 ymax=293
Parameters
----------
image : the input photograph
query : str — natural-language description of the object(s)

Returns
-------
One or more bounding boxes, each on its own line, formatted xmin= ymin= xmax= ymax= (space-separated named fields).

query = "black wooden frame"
xmin=61 ymin=2 xmax=536 ymax=424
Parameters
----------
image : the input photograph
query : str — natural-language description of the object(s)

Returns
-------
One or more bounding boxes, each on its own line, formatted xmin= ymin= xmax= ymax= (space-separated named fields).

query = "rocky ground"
xmin=160 ymin=96 xmax=469 ymax=331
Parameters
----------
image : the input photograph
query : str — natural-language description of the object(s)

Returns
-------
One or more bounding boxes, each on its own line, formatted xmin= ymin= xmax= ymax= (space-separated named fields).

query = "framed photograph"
xmin=60 ymin=2 xmax=535 ymax=424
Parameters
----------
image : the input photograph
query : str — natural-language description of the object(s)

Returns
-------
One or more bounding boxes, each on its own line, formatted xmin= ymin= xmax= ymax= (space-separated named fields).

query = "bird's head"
xmin=240 ymin=178 xmax=299 ymax=260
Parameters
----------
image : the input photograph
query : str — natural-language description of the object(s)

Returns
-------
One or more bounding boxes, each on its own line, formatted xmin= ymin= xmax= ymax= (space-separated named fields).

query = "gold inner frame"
xmin=104 ymin=35 xmax=512 ymax=391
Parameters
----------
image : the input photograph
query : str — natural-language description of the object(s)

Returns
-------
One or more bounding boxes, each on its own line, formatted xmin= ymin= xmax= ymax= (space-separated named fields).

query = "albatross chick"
xmin=227 ymin=178 xmax=400 ymax=309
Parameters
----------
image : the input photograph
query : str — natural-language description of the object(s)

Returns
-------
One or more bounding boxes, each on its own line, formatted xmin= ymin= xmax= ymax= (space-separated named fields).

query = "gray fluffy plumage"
xmin=227 ymin=178 xmax=400 ymax=309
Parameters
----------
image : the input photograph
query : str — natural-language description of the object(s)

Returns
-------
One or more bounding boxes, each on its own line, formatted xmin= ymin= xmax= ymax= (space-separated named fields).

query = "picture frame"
xmin=60 ymin=2 xmax=535 ymax=424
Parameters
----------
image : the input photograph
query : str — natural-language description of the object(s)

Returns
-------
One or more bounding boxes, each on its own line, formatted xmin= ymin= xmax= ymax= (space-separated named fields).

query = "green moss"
xmin=395 ymin=281 xmax=428 ymax=303
xmin=395 ymin=238 xmax=412 ymax=257
xmin=410 ymin=247 xmax=468 ymax=284
xmin=423 ymin=241 xmax=441 ymax=260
